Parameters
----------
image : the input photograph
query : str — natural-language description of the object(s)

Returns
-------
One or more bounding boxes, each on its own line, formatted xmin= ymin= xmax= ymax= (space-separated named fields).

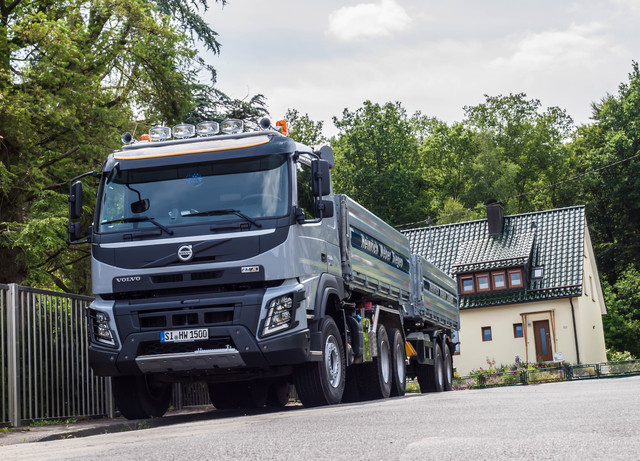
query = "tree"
xmin=331 ymin=101 xmax=427 ymax=226
xmin=568 ymin=62 xmax=640 ymax=281
xmin=284 ymin=109 xmax=327 ymax=146
xmin=462 ymin=93 xmax=575 ymax=214
xmin=0 ymin=0 xmax=221 ymax=292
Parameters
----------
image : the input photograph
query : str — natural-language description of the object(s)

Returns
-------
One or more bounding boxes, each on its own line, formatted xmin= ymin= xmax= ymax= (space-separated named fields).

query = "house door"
xmin=533 ymin=320 xmax=553 ymax=362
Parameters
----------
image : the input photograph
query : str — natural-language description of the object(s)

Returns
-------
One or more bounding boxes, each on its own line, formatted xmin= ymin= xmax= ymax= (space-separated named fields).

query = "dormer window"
xmin=492 ymin=271 xmax=506 ymax=290
xmin=460 ymin=275 xmax=475 ymax=294
xmin=508 ymin=269 xmax=523 ymax=288
xmin=458 ymin=267 xmax=526 ymax=295
xmin=476 ymin=273 xmax=490 ymax=292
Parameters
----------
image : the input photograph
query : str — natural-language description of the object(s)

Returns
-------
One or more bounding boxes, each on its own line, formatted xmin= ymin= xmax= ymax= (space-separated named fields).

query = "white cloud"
xmin=493 ymin=23 xmax=608 ymax=72
xmin=327 ymin=0 xmax=411 ymax=42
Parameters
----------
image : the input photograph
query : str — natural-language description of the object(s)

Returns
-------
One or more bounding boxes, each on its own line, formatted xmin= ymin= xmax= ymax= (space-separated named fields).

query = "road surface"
xmin=2 ymin=376 xmax=639 ymax=460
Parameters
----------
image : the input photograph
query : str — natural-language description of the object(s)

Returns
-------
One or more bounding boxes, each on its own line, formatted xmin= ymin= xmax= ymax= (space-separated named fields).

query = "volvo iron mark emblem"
xmin=177 ymin=244 xmax=193 ymax=262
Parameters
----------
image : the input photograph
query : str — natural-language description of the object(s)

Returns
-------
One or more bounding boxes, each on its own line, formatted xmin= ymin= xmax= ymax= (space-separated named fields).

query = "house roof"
xmin=403 ymin=206 xmax=585 ymax=309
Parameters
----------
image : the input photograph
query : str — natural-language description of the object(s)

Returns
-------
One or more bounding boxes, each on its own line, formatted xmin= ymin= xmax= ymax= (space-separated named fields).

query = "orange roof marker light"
xmin=139 ymin=134 xmax=151 ymax=142
xmin=276 ymin=120 xmax=288 ymax=136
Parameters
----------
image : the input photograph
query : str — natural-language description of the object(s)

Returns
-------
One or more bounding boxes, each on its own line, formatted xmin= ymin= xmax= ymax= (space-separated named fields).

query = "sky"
xmin=203 ymin=0 xmax=640 ymax=137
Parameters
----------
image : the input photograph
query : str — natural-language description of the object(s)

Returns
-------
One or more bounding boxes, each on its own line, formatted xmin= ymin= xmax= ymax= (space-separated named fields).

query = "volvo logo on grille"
xmin=177 ymin=244 xmax=193 ymax=262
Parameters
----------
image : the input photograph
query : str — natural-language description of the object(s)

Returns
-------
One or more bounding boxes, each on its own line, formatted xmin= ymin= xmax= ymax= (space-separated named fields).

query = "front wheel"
xmin=113 ymin=375 xmax=172 ymax=420
xmin=294 ymin=316 xmax=345 ymax=407
xmin=443 ymin=339 xmax=454 ymax=391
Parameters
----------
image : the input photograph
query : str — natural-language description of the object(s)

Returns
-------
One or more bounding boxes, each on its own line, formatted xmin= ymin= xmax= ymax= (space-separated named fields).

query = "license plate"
xmin=160 ymin=328 xmax=209 ymax=343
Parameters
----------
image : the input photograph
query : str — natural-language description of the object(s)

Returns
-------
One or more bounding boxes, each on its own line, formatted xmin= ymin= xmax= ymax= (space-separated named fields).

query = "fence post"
xmin=7 ymin=284 xmax=20 ymax=427
xmin=106 ymin=377 xmax=115 ymax=419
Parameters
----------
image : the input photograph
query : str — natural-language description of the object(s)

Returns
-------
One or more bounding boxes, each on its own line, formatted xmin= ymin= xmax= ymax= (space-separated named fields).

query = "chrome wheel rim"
xmin=325 ymin=334 xmax=342 ymax=388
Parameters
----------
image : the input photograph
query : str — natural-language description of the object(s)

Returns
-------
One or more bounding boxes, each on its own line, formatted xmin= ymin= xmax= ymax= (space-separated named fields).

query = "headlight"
xmin=263 ymin=295 xmax=294 ymax=336
xmin=90 ymin=310 xmax=117 ymax=347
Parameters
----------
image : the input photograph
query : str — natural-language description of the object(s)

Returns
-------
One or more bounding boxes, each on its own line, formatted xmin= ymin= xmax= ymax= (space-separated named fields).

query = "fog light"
xmin=263 ymin=295 xmax=293 ymax=336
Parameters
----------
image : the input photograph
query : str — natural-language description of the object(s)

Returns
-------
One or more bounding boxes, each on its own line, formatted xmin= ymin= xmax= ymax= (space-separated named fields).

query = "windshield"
xmin=98 ymin=154 xmax=289 ymax=233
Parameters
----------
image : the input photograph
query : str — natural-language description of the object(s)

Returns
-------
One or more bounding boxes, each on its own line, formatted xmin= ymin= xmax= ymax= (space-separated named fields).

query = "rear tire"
xmin=389 ymin=328 xmax=406 ymax=397
xmin=208 ymin=382 xmax=243 ymax=410
xmin=443 ymin=339 xmax=453 ymax=391
xmin=113 ymin=375 xmax=172 ymax=420
xmin=359 ymin=324 xmax=392 ymax=400
xmin=294 ymin=316 xmax=345 ymax=407
xmin=267 ymin=378 xmax=291 ymax=407
xmin=416 ymin=340 xmax=444 ymax=393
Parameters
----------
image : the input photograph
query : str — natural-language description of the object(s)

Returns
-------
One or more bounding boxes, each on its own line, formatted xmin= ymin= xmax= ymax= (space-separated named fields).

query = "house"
xmin=402 ymin=203 xmax=607 ymax=375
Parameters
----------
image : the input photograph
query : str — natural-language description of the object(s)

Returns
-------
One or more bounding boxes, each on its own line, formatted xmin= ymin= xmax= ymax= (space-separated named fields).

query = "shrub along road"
xmin=2 ymin=376 xmax=639 ymax=460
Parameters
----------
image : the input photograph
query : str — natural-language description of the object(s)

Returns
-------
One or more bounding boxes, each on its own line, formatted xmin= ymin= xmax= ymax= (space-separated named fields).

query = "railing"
xmin=1 ymin=284 xmax=111 ymax=427
xmin=453 ymin=360 xmax=640 ymax=390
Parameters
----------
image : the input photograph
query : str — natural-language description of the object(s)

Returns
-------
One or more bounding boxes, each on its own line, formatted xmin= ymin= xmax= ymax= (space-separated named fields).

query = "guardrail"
xmin=453 ymin=360 xmax=640 ymax=390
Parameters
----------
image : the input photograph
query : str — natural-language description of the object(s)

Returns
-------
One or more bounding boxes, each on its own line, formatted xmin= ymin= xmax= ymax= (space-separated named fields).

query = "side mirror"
xmin=68 ymin=222 xmax=83 ymax=242
xmin=311 ymin=159 xmax=331 ymax=197
xmin=316 ymin=199 xmax=334 ymax=219
xmin=69 ymin=181 xmax=83 ymax=219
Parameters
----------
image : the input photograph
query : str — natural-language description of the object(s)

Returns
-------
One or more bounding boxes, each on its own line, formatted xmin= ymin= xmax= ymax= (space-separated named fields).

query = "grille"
xmin=138 ymin=307 xmax=234 ymax=329
xmin=138 ymin=337 xmax=234 ymax=356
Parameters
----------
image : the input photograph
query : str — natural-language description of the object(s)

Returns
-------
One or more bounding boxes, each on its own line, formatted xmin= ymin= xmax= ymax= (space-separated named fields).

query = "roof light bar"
xmin=196 ymin=121 xmax=219 ymax=137
xmin=149 ymin=126 xmax=171 ymax=141
xmin=172 ymin=124 xmax=196 ymax=139
xmin=221 ymin=119 xmax=243 ymax=134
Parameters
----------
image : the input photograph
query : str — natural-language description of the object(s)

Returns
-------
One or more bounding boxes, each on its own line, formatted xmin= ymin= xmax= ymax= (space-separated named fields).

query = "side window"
xmin=296 ymin=162 xmax=314 ymax=220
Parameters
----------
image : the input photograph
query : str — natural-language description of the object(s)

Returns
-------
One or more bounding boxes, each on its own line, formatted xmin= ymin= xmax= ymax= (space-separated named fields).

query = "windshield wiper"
xmin=101 ymin=216 xmax=174 ymax=235
xmin=182 ymin=209 xmax=262 ymax=229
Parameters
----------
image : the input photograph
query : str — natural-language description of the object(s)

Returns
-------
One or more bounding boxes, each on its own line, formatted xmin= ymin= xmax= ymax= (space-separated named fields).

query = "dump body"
xmin=409 ymin=254 xmax=459 ymax=330
xmin=337 ymin=195 xmax=411 ymax=305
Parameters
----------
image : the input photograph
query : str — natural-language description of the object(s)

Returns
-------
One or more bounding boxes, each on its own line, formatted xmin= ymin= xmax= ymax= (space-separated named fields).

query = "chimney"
xmin=485 ymin=199 xmax=504 ymax=236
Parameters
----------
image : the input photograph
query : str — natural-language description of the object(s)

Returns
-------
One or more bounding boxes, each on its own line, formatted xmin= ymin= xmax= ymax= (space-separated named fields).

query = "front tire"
xmin=294 ymin=316 xmax=345 ymax=407
xmin=113 ymin=375 xmax=172 ymax=420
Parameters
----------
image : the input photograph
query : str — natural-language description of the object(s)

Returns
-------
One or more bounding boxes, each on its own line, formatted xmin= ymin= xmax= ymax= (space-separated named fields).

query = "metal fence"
xmin=1 ymin=284 xmax=112 ymax=427
xmin=453 ymin=359 xmax=640 ymax=390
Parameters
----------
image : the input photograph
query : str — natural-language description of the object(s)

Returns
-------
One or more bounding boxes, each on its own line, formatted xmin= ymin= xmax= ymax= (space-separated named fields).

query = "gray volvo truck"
xmin=68 ymin=119 xmax=459 ymax=419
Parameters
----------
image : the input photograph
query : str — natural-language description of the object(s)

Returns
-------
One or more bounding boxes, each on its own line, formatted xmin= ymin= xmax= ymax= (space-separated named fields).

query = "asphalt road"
xmin=2 ymin=376 xmax=639 ymax=460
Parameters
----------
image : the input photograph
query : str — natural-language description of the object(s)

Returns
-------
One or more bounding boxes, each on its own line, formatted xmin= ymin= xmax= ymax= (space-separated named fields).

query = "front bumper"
xmin=89 ymin=325 xmax=312 ymax=377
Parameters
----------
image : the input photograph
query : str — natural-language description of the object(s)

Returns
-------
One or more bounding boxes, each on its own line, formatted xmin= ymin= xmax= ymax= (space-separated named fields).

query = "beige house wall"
xmin=453 ymin=299 xmax=580 ymax=375
xmin=575 ymin=226 xmax=607 ymax=364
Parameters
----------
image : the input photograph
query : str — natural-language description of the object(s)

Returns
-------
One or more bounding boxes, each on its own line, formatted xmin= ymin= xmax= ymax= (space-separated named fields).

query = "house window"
xmin=508 ymin=269 xmax=523 ymax=288
xmin=482 ymin=326 xmax=492 ymax=342
xmin=460 ymin=275 xmax=475 ymax=294
xmin=492 ymin=271 xmax=506 ymax=290
xmin=513 ymin=323 xmax=523 ymax=338
xmin=476 ymin=273 xmax=490 ymax=292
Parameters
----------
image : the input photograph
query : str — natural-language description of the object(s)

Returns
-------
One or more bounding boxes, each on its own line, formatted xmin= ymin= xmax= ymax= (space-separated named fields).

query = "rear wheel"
xmin=208 ymin=382 xmax=243 ymax=410
xmin=267 ymin=378 xmax=291 ymax=407
xmin=389 ymin=328 xmax=406 ymax=397
xmin=443 ymin=339 xmax=453 ymax=391
xmin=294 ymin=316 xmax=345 ymax=407
xmin=113 ymin=375 xmax=172 ymax=420
xmin=359 ymin=324 xmax=392 ymax=400
xmin=416 ymin=340 xmax=444 ymax=393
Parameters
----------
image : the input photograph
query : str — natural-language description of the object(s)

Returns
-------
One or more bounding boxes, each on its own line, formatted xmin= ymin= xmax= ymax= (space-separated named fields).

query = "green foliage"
xmin=601 ymin=268 xmax=640 ymax=357
xmin=0 ymin=0 xmax=229 ymax=292
xmin=331 ymin=101 xmax=428 ymax=226
xmin=284 ymin=109 xmax=327 ymax=146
